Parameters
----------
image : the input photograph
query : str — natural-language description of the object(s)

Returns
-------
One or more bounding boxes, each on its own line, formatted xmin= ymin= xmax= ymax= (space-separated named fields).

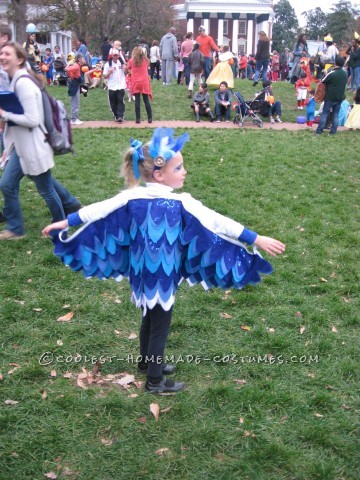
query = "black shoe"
xmin=253 ymin=81 xmax=258 ymax=87
xmin=136 ymin=120 xmax=140 ymax=124
xmin=137 ymin=363 xmax=176 ymax=375
xmin=64 ymin=204 xmax=82 ymax=216
xmin=0 ymin=211 xmax=5 ymax=223
xmin=148 ymin=118 xmax=152 ymax=124
xmin=116 ymin=117 xmax=123 ymax=123
xmin=145 ymin=377 xmax=185 ymax=394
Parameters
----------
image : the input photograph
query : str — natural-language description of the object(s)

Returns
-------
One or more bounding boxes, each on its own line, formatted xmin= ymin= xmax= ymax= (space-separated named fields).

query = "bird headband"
xmin=130 ymin=128 xmax=190 ymax=180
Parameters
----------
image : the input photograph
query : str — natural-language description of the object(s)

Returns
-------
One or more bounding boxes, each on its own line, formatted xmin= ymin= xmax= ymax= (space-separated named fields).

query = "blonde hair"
xmin=258 ymin=31 xmax=269 ymax=41
xmin=121 ymin=143 xmax=156 ymax=187
xmin=132 ymin=46 xmax=147 ymax=66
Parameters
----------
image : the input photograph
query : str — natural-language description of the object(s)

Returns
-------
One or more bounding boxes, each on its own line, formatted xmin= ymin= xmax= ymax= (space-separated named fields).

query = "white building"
xmin=173 ymin=0 xmax=274 ymax=55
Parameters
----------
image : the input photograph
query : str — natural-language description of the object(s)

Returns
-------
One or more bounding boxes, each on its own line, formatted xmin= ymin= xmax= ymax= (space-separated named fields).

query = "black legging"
xmin=134 ymin=93 xmax=152 ymax=122
xmin=139 ymin=304 xmax=173 ymax=381
xmin=150 ymin=61 xmax=160 ymax=80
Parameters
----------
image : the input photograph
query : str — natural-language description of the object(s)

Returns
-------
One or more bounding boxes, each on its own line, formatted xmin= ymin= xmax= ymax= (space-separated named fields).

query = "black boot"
xmin=145 ymin=377 xmax=185 ymax=394
xmin=195 ymin=113 xmax=200 ymax=122
xmin=209 ymin=110 xmax=215 ymax=122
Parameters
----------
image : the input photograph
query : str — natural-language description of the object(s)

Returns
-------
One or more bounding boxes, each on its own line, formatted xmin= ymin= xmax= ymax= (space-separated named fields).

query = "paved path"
xmin=72 ymin=120 xmax=347 ymax=132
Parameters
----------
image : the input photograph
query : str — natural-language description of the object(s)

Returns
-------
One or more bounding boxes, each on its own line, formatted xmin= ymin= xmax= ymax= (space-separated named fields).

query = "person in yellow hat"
xmin=321 ymin=35 xmax=339 ymax=72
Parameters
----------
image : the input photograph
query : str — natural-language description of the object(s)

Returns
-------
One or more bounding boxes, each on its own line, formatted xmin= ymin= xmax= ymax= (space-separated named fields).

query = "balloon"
xmin=297 ymin=116 xmax=306 ymax=124
xmin=41 ymin=64 xmax=49 ymax=72
xmin=266 ymin=95 xmax=275 ymax=105
xmin=26 ymin=23 xmax=36 ymax=33
xmin=81 ymin=66 xmax=89 ymax=73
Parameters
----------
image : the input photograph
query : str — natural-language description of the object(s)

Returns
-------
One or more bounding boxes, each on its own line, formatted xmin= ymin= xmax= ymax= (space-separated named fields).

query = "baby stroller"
xmin=232 ymin=91 xmax=263 ymax=128
xmin=54 ymin=58 xmax=68 ymax=85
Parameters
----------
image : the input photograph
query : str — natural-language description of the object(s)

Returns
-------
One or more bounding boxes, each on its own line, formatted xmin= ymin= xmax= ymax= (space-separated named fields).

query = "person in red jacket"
xmin=195 ymin=26 xmax=219 ymax=81
xmin=295 ymin=71 xmax=311 ymax=109
xmin=239 ymin=54 xmax=248 ymax=79
xmin=127 ymin=46 xmax=152 ymax=124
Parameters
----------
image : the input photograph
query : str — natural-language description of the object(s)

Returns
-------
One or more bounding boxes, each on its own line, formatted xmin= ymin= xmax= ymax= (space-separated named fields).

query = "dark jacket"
xmin=348 ymin=47 xmax=360 ymax=68
xmin=188 ymin=50 xmax=205 ymax=73
xmin=255 ymin=40 xmax=270 ymax=61
xmin=322 ymin=67 xmax=348 ymax=102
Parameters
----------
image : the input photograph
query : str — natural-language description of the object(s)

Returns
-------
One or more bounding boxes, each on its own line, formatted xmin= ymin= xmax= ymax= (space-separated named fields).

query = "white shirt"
xmin=150 ymin=46 xmax=160 ymax=63
xmin=103 ymin=60 xmax=126 ymax=90
xmin=0 ymin=65 xmax=10 ymax=91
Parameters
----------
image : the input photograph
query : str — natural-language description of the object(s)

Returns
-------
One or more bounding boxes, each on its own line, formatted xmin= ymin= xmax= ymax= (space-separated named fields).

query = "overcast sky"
xmin=274 ymin=0 xmax=332 ymax=26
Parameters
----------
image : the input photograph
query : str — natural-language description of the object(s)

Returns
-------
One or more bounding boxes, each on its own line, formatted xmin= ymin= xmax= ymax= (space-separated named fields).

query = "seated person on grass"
xmin=258 ymin=80 xmax=283 ymax=124
xmin=191 ymin=82 xmax=215 ymax=122
xmin=214 ymin=81 xmax=232 ymax=122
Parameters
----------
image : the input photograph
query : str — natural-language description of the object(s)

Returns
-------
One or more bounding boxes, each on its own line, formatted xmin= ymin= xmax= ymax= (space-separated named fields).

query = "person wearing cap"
xmin=196 ymin=26 xmax=219 ymax=81
xmin=159 ymin=27 xmax=178 ymax=85
xmin=315 ymin=55 xmax=348 ymax=135
xmin=103 ymin=48 xmax=127 ymax=122
xmin=321 ymin=35 xmax=339 ymax=72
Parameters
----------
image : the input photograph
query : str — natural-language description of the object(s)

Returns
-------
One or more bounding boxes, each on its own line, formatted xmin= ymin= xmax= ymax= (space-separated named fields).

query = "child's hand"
xmin=254 ymin=235 xmax=285 ymax=256
xmin=42 ymin=220 xmax=68 ymax=237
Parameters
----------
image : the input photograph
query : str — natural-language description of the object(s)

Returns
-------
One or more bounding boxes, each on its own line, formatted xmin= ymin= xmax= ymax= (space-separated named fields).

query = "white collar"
xmin=145 ymin=182 xmax=174 ymax=193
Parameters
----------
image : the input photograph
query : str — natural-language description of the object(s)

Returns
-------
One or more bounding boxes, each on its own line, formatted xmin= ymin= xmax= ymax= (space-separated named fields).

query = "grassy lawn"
xmin=0 ymin=79 xmax=359 ymax=480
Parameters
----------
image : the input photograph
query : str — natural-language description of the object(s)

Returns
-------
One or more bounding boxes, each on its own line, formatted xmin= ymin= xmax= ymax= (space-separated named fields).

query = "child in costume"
xmin=191 ymin=82 xmax=215 ymax=122
xmin=43 ymin=48 xmax=54 ymax=85
xmin=305 ymin=89 xmax=316 ymax=127
xmin=345 ymin=87 xmax=360 ymax=129
xmin=42 ymin=128 xmax=285 ymax=394
xmin=295 ymin=71 xmax=311 ymax=110
xmin=206 ymin=46 xmax=234 ymax=88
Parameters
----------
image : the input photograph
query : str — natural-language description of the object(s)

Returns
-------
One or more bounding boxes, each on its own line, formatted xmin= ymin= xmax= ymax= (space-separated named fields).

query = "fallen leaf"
xmin=295 ymin=311 xmax=303 ymax=318
xmin=300 ymin=326 xmax=306 ymax=334
xmin=133 ymin=381 xmax=143 ymax=389
xmin=76 ymin=378 xmax=88 ymax=389
xmin=60 ymin=467 xmax=77 ymax=477
xmin=150 ymin=402 xmax=160 ymax=421
xmin=341 ymin=404 xmax=351 ymax=410
xmin=50 ymin=370 xmax=57 ymax=377
xmin=155 ymin=448 xmax=169 ymax=456
xmin=239 ymin=417 xmax=245 ymax=424
xmin=56 ymin=340 xmax=63 ymax=346
xmin=7 ymin=367 xmax=19 ymax=375
xmin=280 ymin=415 xmax=288 ymax=422
xmin=0 ymin=373 xmax=3 ymax=381
xmin=62 ymin=304 xmax=70 ymax=309
xmin=160 ymin=406 xmax=172 ymax=414
xmin=331 ymin=326 xmax=338 ymax=333
xmin=117 ymin=374 xmax=135 ymax=386
xmin=234 ymin=379 xmax=247 ymax=385
xmin=320 ymin=277 xmax=328 ymax=283
xmin=267 ymin=327 xmax=275 ymax=333
xmin=44 ymin=472 xmax=57 ymax=479
xmin=137 ymin=416 xmax=147 ymax=423
xmin=329 ymin=272 xmax=336 ymax=278
xmin=240 ymin=325 xmax=251 ymax=331
xmin=299 ymin=228 xmax=305 ymax=232
xmin=57 ymin=312 xmax=74 ymax=322
xmin=33 ymin=308 xmax=43 ymax=312
xmin=63 ymin=372 xmax=73 ymax=378
xmin=100 ymin=438 xmax=113 ymax=446
xmin=243 ymin=430 xmax=256 ymax=438
xmin=41 ymin=390 xmax=48 ymax=400
xmin=220 ymin=312 xmax=232 ymax=319
xmin=128 ymin=393 xmax=138 ymax=398
xmin=314 ymin=413 xmax=324 ymax=418
xmin=4 ymin=399 xmax=19 ymax=405
xmin=27 ymin=278 xmax=32 ymax=283
xmin=127 ymin=332 xmax=137 ymax=340
xmin=114 ymin=298 xmax=121 ymax=304
xmin=26 ymin=250 xmax=32 ymax=254
xmin=325 ymin=385 xmax=334 ymax=390
xmin=342 ymin=297 xmax=350 ymax=303
xmin=114 ymin=330 xmax=121 ymax=336
xmin=9 ymin=363 xmax=20 ymax=367
xmin=14 ymin=300 xmax=25 ymax=305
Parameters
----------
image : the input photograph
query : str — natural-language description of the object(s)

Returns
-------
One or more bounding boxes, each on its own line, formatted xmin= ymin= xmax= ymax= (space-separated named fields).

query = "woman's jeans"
xmin=350 ymin=66 xmax=360 ymax=90
xmin=254 ymin=59 xmax=269 ymax=82
xmin=0 ymin=149 xmax=80 ymax=235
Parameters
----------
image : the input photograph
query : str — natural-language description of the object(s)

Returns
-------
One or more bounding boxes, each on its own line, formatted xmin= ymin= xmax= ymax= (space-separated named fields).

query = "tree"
xmin=325 ymin=0 xmax=359 ymax=46
xmin=302 ymin=7 xmax=328 ymax=40
xmin=272 ymin=0 xmax=299 ymax=51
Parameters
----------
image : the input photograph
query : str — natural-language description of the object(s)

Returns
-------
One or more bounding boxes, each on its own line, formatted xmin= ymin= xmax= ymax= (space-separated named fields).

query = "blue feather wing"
xmin=180 ymin=207 xmax=273 ymax=289
xmin=53 ymin=206 xmax=131 ymax=280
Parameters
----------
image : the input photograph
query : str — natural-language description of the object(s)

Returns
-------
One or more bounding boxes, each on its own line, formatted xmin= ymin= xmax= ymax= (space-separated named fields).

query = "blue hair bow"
xmin=130 ymin=138 xmax=144 ymax=180
xmin=148 ymin=128 xmax=190 ymax=163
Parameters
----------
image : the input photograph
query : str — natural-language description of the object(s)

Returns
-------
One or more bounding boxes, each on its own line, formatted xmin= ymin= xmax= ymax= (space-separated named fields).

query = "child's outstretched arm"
xmin=254 ymin=235 xmax=285 ymax=256
xmin=42 ymin=219 xmax=68 ymax=236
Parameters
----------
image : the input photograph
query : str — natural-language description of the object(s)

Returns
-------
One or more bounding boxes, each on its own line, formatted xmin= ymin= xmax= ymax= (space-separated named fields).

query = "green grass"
xmin=0 ymin=80 xmax=359 ymax=480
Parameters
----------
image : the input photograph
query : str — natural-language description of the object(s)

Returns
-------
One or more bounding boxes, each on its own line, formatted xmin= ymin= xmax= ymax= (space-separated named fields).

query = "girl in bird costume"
xmin=42 ymin=128 xmax=285 ymax=394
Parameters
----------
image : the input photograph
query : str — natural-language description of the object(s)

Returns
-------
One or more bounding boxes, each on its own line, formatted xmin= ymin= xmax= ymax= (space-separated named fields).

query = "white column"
xmin=51 ymin=33 xmax=56 ymax=48
xmin=187 ymin=19 xmax=194 ymax=33
xmin=217 ymin=19 xmax=224 ymax=46
xmin=232 ymin=19 xmax=239 ymax=54
xmin=246 ymin=19 xmax=253 ymax=55
xmin=203 ymin=19 xmax=210 ymax=34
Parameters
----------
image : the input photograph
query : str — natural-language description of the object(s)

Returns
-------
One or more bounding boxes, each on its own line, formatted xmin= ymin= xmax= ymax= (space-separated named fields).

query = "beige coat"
xmin=2 ymin=68 xmax=54 ymax=176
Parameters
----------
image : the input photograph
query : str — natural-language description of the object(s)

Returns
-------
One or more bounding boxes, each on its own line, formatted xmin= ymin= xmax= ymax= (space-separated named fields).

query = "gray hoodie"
xmin=159 ymin=32 xmax=178 ymax=61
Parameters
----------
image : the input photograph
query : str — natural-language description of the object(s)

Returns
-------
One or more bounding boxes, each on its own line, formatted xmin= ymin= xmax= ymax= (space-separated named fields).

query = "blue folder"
xmin=0 ymin=91 xmax=24 ymax=126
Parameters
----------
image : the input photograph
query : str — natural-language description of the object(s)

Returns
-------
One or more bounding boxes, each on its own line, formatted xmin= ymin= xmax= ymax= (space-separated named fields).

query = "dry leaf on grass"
xmin=314 ymin=413 xmax=324 ymax=418
xmin=9 ymin=363 xmax=20 ymax=367
xmin=127 ymin=332 xmax=137 ymax=340
xmin=33 ymin=308 xmax=43 ymax=312
xmin=295 ymin=311 xmax=303 ymax=318
xmin=4 ymin=399 xmax=19 ymax=405
xmin=116 ymin=374 xmax=135 ymax=386
xmin=240 ymin=325 xmax=251 ymax=331
xmin=243 ymin=430 xmax=256 ymax=438
xmin=234 ymin=379 xmax=247 ymax=385
xmin=160 ymin=406 xmax=172 ymax=414
xmin=329 ymin=271 xmax=336 ymax=278
xmin=239 ymin=417 xmax=245 ymax=424
xmin=155 ymin=448 xmax=169 ymax=456
xmin=56 ymin=340 xmax=63 ymax=346
xmin=128 ymin=393 xmax=138 ymax=398
xmin=267 ymin=327 xmax=275 ymax=333
xmin=100 ymin=438 xmax=113 ymax=446
xmin=44 ymin=472 xmax=57 ymax=479
xmin=50 ymin=370 xmax=57 ymax=377
xmin=41 ymin=390 xmax=48 ymax=400
xmin=57 ymin=312 xmax=74 ymax=323
xmin=114 ymin=330 xmax=121 ymax=336
xmin=300 ymin=326 xmax=306 ymax=334
xmin=0 ymin=373 xmax=3 ymax=381
xmin=220 ymin=312 xmax=232 ymax=319
xmin=320 ymin=277 xmax=328 ymax=283
xmin=150 ymin=402 xmax=160 ymax=420
xmin=137 ymin=416 xmax=147 ymax=423
xmin=62 ymin=304 xmax=70 ymax=309
xmin=341 ymin=404 xmax=351 ymax=410
xmin=331 ymin=326 xmax=338 ymax=333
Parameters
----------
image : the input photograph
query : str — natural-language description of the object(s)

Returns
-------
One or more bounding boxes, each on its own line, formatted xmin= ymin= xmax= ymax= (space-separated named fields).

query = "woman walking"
xmin=127 ymin=46 xmax=152 ymax=124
